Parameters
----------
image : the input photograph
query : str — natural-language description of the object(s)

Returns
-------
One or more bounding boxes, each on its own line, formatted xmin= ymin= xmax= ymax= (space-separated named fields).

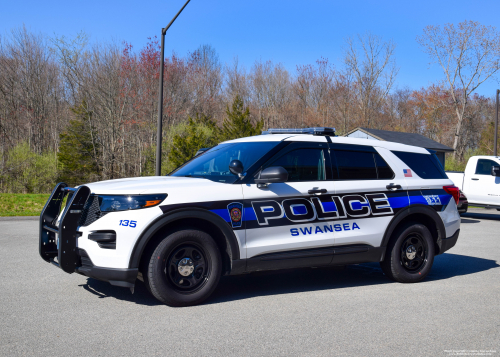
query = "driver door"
xmin=242 ymin=141 xmax=336 ymax=268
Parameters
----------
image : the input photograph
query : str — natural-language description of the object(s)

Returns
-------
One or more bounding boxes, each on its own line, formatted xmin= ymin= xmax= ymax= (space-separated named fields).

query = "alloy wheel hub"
xmin=177 ymin=258 xmax=194 ymax=276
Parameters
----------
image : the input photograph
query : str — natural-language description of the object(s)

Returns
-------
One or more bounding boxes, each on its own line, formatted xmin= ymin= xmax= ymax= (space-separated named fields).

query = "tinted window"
xmin=171 ymin=142 xmax=279 ymax=183
xmin=475 ymin=159 xmax=498 ymax=175
xmin=335 ymin=150 xmax=378 ymax=180
xmin=374 ymin=153 xmax=395 ymax=179
xmin=392 ymin=151 xmax=447 ymax=179
xmin=266 ymin=148 xmax=325 ymax=181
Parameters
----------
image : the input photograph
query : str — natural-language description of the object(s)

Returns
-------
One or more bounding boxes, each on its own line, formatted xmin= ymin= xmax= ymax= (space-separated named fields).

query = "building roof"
xmin=345 ymin=127 xmax=454 ymax=152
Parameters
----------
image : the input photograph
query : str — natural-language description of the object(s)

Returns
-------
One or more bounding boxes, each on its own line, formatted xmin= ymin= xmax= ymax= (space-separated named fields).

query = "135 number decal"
xmin=119 ymin=220 xmax=137 ymax=228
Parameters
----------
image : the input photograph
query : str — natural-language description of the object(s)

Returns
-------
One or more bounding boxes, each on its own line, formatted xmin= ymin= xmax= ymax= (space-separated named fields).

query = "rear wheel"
xmin=380 ymin=222 xmax=435 ymax=283
xmin=145 ymin=229 xmax=221 ymax=307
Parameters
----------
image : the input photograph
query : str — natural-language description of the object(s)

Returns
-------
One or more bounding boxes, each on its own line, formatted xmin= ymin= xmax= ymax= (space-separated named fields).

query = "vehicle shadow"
xmin=208 ymin=253 xmax=499 ymax=304
xmin=78 ymin=253 xmax=498 ymax=306
xmin=462 ymin=210 xmax=500 ymax=221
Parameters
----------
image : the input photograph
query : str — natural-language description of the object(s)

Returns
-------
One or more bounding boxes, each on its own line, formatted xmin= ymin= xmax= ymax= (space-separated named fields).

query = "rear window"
xmin=391 ymin=151 xmax=447 ymax=179
xmin=331 ymin=150 xmax=394 ymax=180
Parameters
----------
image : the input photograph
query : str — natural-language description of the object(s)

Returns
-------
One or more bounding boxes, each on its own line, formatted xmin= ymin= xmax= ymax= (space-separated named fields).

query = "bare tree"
xmin=343 ymin=33 xmax=398 ymax=128
xmin=418 ymin=20 xmax=500 ymax=157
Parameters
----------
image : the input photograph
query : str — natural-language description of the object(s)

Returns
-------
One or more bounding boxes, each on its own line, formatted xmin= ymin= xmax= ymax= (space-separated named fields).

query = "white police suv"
xmin=39 ymin=127 xmax=461 ymax=306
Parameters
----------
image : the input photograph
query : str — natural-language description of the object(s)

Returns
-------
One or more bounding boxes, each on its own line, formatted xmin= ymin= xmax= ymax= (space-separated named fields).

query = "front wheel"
xmin=146 ymin=229 xmax=221 ymax=307
xmin=380 ymin=222 xmax=435 ymax=283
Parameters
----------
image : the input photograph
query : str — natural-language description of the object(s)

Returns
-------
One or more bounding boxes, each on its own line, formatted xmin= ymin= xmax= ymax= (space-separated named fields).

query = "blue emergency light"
xmin=262 ymin=127 xmax=336 ymax=136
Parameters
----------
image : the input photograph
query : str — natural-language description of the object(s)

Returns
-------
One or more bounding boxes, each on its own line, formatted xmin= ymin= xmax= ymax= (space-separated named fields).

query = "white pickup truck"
xmin=446 ymin=156 xmax=500 ymax=209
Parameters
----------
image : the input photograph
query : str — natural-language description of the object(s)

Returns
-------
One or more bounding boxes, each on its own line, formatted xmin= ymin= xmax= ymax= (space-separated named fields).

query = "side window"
xmin=331 ymin=150 xmax=394 ymax=180
xmin=335 ymin=150 xmax=378 ymax=180
xmin=391 ymin=151 xmax=447 ymax=179
xmin=374 ymin=153 xmax=395 ymax=179
xmin=266 ymin=148 xmax=326 ymax=182
xmin=475 ymin=159 xmax=498 ymax=175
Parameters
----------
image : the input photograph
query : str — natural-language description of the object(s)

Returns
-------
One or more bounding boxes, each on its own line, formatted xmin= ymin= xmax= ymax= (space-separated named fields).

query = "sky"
xmin=1 ymin=0 xmax=500 ymax=96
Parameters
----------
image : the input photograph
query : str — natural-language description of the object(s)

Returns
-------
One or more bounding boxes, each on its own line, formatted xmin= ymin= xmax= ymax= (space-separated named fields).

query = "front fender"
xmin=128 ymin=208 xmax=241 ymax=269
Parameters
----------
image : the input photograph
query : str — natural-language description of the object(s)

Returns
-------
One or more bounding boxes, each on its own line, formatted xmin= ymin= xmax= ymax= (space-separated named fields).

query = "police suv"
xmin=39 ymin=127 xmax=461 ymax=307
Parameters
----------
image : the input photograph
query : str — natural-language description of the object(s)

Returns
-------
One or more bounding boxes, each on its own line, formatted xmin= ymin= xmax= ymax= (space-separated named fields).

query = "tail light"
xmin=443 ymin=185 xmax=460 ymax=205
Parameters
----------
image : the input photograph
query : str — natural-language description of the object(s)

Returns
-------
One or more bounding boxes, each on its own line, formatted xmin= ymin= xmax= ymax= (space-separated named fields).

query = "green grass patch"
xmin=0 ymin=193 xmax=50 ymax=216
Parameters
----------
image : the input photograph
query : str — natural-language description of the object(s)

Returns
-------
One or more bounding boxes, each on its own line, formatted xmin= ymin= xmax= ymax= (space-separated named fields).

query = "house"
xmin=344 ymin=127 xmax=454 ymax=168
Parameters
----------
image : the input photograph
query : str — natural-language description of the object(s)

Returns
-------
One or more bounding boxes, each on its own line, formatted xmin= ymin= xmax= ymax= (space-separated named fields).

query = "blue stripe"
xmin=388 ymin=196 xmax=410 ymax=209
xmin=210 ymin=209 xmax=230 ymax=222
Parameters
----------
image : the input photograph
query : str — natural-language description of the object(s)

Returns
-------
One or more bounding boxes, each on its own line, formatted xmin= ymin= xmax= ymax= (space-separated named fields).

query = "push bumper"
xmin=439 ymin=229 xmax=460 ymax=254
xmin=39 ymin=183 xmax=91 ymax=273
xmin=39 ymin=183 xmax=137 ymax=288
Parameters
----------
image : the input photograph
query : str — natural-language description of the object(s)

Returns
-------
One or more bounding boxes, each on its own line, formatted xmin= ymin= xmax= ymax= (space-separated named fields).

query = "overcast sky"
xmin=2 ymin=0 xmax=500 ymax=96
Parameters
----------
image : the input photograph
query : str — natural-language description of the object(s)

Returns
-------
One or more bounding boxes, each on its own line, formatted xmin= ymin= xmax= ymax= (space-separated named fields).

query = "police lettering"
xmin=252 ymin=193 xmax=392 ymax=226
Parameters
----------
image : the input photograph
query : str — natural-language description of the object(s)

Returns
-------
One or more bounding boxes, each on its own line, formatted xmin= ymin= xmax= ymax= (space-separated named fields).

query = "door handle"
xmin=471 ymin=178 xmax=479 ymax=181
xmin=386 ymin=183 xmax=402 ymax=191
xmin=308 ymin=188 xmax=327 ymax=194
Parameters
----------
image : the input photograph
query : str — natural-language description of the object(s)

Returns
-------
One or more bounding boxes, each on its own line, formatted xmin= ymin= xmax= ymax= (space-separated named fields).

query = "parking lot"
xmin=0 ymin=208 xmax=499 ymax=356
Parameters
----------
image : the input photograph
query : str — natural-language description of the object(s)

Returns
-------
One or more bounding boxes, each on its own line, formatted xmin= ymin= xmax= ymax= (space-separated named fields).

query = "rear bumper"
xmin=439 ymin=229 xmax=460 ymax=254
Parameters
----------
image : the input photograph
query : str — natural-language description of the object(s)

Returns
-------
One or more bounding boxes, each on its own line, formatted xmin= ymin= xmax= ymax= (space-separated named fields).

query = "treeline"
xmin=0 ymin=24 xmax=499 ymax=193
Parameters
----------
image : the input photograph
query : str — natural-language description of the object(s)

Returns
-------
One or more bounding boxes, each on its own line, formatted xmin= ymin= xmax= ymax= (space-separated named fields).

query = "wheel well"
xmin=388 ymin=213 xmax=441 ymax=254
xmin=137 ymin=218 xmax=233 ymax=276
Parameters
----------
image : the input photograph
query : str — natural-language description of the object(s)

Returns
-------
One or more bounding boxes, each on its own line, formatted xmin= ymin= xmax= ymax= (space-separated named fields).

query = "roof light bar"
xmin=262 ymin=127 xmax=336 ymax=136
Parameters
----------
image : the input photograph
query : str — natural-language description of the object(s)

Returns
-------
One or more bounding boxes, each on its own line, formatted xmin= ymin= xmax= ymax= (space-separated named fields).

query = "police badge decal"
xmin=227 ymin=202 xmax=243 ymax=228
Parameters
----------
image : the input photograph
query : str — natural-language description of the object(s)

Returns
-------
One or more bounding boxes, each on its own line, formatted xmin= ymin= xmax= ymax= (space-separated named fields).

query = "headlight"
xmin=98 ymin=194 xmax=167 ymax=212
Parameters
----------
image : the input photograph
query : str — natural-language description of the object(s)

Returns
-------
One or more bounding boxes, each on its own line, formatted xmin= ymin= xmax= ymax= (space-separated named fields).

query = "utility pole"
xmin=155 ymin=0 xmax=191 ymax=176
xmin=495 ymin=89 xmax=499 ymax=157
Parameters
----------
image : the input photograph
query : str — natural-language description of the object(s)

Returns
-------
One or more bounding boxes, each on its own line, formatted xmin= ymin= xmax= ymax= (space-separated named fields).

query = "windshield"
xmin=170 ymin=141 xmax=280 ymax=183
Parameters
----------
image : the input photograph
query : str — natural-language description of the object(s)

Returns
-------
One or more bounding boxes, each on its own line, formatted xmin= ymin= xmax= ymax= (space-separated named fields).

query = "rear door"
xmin=469 ymin=158 xmax=500 ymax=205
xmin=242 ymin=140 xmax=336 ymax=265
xmin=328 ymin=144 xmax=409 ymax=248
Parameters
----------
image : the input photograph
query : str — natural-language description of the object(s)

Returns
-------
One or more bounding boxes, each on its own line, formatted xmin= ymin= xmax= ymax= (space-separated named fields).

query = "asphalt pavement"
xmin=0 ymin=208 xmax=499 ymax=356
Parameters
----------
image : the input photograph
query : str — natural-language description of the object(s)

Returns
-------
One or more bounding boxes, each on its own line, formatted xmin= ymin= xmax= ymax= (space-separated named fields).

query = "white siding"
xmin=346 ymin=130 xmax=380 ymax=141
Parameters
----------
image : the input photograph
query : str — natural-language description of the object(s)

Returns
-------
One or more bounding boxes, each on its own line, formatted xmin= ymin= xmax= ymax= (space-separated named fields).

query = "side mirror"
xmin=491 ymin=165 xmax=500 ymax=176
xmin=255 ymin=166 xmax=288 ymax=186
xmin=229 ymin=160 xmax=244 ymax=176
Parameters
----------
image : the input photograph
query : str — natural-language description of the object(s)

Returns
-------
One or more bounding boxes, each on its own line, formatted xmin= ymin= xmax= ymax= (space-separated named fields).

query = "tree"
xmin=343 ymin=32 xmax=398 ymax=128
xmin=220 ymin=95 xmax=263 ymax=141
xmin=167 ymin=114 xmax=219 ymax=169
xmin=58 ymin=102 xmax=101 ymax=186
xmin=418 ymin=20 xmax=500 ymax=157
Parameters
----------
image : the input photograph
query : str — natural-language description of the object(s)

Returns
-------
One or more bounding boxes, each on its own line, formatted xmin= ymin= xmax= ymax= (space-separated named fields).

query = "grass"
xmin=0 ymin=193 xmax=50 ymax=216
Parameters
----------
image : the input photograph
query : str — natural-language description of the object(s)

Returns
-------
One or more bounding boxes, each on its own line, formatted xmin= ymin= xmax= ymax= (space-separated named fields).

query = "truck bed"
xmin=446 ymin=171 xmax=465 ymax=190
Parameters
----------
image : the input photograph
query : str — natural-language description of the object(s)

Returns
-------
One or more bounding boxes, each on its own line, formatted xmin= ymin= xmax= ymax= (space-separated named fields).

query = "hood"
xmin=83 ymin=176 xmax=219 ymax=195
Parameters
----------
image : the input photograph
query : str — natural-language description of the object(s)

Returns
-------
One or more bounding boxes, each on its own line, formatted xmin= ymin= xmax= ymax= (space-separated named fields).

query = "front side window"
xmin=265 ymin=148 xmax=326 ymax=182
xmin=171 ymin=142 xmax=279 ymax=183
xmin=475 ymin=159 xmax=499 ymax=175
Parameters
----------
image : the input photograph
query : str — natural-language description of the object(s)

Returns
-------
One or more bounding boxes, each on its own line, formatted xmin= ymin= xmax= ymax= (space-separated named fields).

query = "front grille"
xmin=79 ymin=195 xmax=108 ymax=227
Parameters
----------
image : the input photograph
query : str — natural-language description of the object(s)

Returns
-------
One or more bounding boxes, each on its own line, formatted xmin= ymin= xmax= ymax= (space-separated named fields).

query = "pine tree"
xmin=167 ymin=114 xmax=219 ymax=169
xmin=220 ymin=96 xmax=263 ymax=141
xmin=58 ymin=101 xmax=101 ymax=185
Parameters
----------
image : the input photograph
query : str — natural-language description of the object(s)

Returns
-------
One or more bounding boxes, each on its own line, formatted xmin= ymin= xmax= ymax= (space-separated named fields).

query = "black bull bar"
xmin=39 ymin=183 xmax=90 ymax=273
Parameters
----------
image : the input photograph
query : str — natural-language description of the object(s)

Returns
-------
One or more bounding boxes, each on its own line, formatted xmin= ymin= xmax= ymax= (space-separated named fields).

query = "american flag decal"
xmin=404 ymin=169 xmax=412 ymax=177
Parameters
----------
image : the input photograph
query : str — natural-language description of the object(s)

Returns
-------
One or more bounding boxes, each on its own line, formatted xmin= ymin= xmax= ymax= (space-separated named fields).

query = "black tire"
xmin=380 ymin=222 xmax=435 ymax=283
xmin=145 ymin=229 xmax=221 ymax=307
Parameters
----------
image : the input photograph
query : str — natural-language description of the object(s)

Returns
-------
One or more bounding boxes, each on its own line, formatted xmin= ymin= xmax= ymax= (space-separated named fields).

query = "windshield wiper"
xmin=180 ymin=175 xmax=207 ymax=179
